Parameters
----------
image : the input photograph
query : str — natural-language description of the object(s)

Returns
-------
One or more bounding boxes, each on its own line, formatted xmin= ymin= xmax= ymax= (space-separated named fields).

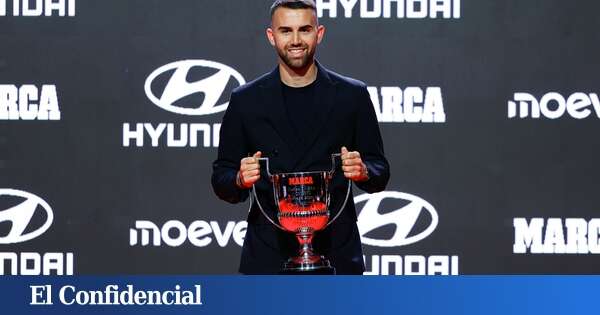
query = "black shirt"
xmin=281 ymin=77 xmax=320 ymax=150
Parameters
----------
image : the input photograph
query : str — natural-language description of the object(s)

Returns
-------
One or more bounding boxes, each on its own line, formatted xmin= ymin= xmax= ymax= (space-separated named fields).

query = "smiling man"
xmin=212 ymin=0 xmax=390 ymax=275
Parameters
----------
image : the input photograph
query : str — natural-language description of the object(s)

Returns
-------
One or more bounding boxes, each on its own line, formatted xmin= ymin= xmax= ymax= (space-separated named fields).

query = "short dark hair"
xmin=270 ymin=0 xmax=317 ymax=17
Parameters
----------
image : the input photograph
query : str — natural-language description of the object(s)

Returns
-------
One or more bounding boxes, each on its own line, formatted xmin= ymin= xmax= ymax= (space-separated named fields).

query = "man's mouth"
xmin=287 ymin=47 xmax=307 ymax=58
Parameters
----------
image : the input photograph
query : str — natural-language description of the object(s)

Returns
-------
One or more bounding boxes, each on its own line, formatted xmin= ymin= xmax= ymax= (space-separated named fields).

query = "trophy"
xmin=252 ymin=154 xmax=351 ymax=273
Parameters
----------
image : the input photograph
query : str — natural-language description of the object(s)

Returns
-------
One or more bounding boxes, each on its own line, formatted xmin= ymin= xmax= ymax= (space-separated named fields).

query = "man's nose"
xmin=291 ymin=31 xmax=301 ymax=45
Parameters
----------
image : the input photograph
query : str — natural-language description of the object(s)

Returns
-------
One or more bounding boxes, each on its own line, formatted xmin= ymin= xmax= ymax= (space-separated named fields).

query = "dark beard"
xmin=277 ymin=46 xmax=315 ymax=70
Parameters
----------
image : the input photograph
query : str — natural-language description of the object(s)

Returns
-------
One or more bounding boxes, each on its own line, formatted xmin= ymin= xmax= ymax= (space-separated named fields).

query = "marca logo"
xmin=144 ymin=60 xmax=246 ymax=116
xmin=514 ymin=217 xmax=600 ymax=254
xmin=355 ymin=191 xmax=438 ymax=247
xmin=0 ymin=84 xmax=61 ymax=120
xmin=288 ymin=177 xmax=314 ymax=186
xmin=317 ymin=0 xmax=460 ymax=19
xmin=368 ymin=86 xmax=446 ymax=123
xmin=508 ymin=92 xmax=600 ymax=119
xmin=0 ymin=0 xmax=76 ymax=17
xmin=0 ymin=189 xmax=53 ymax=244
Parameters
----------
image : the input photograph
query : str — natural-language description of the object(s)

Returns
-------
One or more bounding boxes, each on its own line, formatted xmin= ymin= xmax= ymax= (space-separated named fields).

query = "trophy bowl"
xmin=252 ymin=154 xmax=351 ymax=273
xmin=274 ymin=171 xmax=331 ymax=271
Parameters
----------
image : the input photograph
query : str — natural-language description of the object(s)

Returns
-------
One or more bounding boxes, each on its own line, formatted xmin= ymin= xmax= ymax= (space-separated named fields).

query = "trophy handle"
xmin=249 ymin=154 xmax=352 ymax=231
xmin=326 ymin=153 xmax=352 ymax=227
xmin=250 ymin=157 xmax=286 ymax=231
xmin=256 ymin=157 xmax=273 ymax=177
xmin=329 ymin=153 xmax=341 ymax=173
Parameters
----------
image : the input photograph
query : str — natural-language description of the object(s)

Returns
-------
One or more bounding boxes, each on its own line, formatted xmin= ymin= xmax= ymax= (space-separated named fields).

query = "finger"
xmin=343 ymin=157 xmax=361 ymax=166
xmin=343 ymin=165 xmax=362 ymax=172
xmin=244 ymin=169 xmax=260 ymax=177
xmin=342 ymin=165 xmax=354 ymax=172
xmin=241 ymin=157 xmax=256 ymax=165
xmin=348 ymin=151 xmax=361 ymax=159
xmin=344 ymin=172 xmax=357 ymax=179
xmin=241 ymin=172 xmax=260 ymax=181
xmin=242 ymin=151 xmax=262 ymax=164
xmin=243 ymin=163 xmax=260 ymax=171
xmin=342 ymin=167 xmax=361 ymax=175
xmin=241 ymin=169 xmax=257 ymax=178
xmin=341 ymin=146 xmax=348 ymax=158
xmin=245 ymin=151 xmax=262 ymax=165
xmin=244 ymin=175 xmax=260 ymax=184
xmin=243 ymin=159 xmax=262 ymax=168
xmin=240 ymin=163 xmax=250 ymax=172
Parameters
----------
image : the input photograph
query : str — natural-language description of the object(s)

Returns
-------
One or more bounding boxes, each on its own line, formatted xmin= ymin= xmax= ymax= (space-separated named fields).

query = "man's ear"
xmin=266 ymin=28 xmax=276 ymax=47
xmin=316 ymin=25 xmax=325 ymax=44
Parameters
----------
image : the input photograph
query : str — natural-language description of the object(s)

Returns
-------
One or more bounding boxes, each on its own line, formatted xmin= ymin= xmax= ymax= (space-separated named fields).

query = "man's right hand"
xmin=236 ymin=151 xmax=262 ymax=189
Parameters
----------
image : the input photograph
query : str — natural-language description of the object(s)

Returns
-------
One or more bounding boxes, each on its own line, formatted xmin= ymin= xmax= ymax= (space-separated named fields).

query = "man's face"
xmin=267 ymin=7 xmax=325 ymax=70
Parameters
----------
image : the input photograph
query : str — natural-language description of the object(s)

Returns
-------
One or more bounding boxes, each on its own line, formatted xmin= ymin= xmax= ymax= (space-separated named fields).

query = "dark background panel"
xmin=1 ymin=0 xmax=599 ymax=274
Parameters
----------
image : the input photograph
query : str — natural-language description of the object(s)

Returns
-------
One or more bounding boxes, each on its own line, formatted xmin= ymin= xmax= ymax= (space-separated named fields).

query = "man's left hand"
xmin=341 ymin=146 xmax=369 ymax=182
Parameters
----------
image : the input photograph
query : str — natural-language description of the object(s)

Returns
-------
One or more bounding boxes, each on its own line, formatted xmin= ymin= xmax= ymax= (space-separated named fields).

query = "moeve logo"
xmin=130 ymin=220 xmax=246 ymax=248
xmin=144 ymin=60 xmax=246 ymax=116
xmin=508 ymin=92 xmax=600 ymax=119
xmin=355 ymin=191 xmax=438 ymax=247
xmin=0 ymin=189 xmax=53 ymax=244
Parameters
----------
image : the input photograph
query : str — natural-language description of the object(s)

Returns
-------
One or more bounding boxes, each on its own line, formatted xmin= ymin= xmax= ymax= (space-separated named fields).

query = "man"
xmin=212 ymin=0 xmax=390 ymax=275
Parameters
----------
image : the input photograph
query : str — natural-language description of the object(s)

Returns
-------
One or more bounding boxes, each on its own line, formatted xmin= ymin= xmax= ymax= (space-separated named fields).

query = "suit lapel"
xmin=259 ymin=67 xmax=303 ymax=164
xmin=259 ymin=62 xmax=338 ymax=171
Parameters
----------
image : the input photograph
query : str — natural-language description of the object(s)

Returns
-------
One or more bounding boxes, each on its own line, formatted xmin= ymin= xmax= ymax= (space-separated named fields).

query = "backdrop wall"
xmin=1 ymin=0 xmax=599 ymax=275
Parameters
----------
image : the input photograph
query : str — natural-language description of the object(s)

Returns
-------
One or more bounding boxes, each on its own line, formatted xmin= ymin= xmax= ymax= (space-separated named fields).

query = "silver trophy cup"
xmin=252 ymin=154 xmax=351 ymax=273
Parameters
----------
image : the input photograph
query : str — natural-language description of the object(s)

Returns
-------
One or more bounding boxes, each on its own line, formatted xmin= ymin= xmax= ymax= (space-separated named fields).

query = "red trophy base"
xmin=278 ymin=200 xmax=335 ymax=274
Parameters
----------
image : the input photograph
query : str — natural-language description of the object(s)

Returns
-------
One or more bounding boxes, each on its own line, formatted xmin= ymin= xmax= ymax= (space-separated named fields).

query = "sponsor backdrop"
xmin=1 ymin=0 xmax=599 ymax=275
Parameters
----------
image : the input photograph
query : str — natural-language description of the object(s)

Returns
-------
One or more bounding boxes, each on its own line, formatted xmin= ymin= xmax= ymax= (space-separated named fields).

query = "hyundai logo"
xmin=355 ymin=191 xmax=438 ymax=247
xmin=144 ymin=60 xmax=246 ymax=116
xmin=0 ymin=189 xmax=54 ymax=244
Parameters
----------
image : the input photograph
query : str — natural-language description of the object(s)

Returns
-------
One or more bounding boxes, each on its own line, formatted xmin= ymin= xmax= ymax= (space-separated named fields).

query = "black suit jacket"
xmin=212 ymin=62 xmax=390 ymax=274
